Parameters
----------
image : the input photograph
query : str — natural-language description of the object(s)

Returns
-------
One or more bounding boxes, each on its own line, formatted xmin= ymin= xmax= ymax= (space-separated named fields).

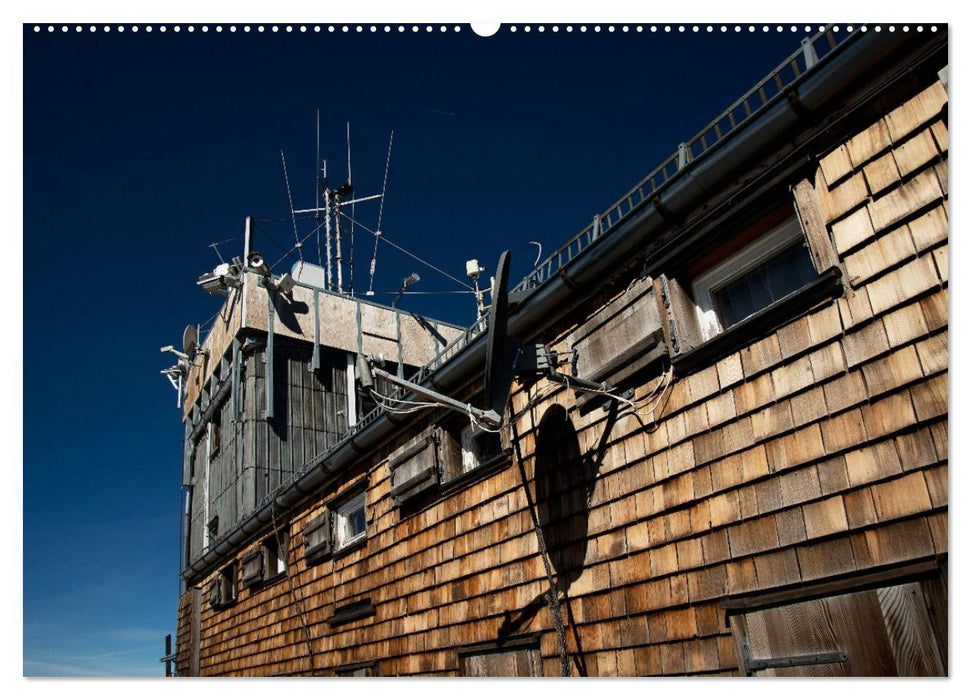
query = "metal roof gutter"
xmin=182 ymin=28 xmax=924 ymax=583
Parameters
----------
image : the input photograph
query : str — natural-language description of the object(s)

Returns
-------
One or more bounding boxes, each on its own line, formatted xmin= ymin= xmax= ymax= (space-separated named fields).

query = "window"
xmin=335 ymin=664 xmax=374 ymax=677
xmin=262 ymin=531 xmax=287 ymax=579
xmin=207 ymin=516 xmax=219 ymax=544
xmin=460 ymin=423 xmax=503 ymax=474
xmin=334 ymin=491 xmax=367 ymax=551
xmin=210 ymin=561 xmax=236 ymax=608
xmin=693 ymin=217 xmax=817 ymax=340
xmin=208 ymin=411 xmax=222 ymax=457
xmin=242 ymin=530 xmax=288 ymax=587
xmin=437 ymin=418 xmax=508 ymax=485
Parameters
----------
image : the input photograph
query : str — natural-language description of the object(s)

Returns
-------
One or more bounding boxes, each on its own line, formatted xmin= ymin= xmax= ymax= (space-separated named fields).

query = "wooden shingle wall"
xmin=177 ymin=77 xmax=947 ymax=677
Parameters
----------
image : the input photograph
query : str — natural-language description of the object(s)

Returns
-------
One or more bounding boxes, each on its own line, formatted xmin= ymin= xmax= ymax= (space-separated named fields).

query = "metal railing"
xmin=276 ymin=25 xmax=859 ymax=493
xmin=511 ymin=25 xmax=856 ymax=295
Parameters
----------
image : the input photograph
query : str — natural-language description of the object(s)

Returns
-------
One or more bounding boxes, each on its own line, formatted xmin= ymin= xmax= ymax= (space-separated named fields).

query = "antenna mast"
xmin=334 ymin=191 xmax=344 ymax=294
xmin=324 ymin=160 xmax=332 ymax=290
xmin=347 ymin=122 xmax=355 ymax=296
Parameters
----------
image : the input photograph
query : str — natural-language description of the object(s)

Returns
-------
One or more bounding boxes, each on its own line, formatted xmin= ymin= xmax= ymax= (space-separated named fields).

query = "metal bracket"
xmin=744 ymin=642 xmax=848 ymax=675
xmin=801 ymin=37 xmax=819 ymax=69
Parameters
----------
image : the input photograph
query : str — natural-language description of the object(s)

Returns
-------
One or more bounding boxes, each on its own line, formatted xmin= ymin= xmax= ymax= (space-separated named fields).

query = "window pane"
xmin=713 ymin=242 xmax=816 ymax=329
xmin=461 ymin=424 xmax=502 ymax=473
xmin=338 ymin=493 xmax=366 ymax=547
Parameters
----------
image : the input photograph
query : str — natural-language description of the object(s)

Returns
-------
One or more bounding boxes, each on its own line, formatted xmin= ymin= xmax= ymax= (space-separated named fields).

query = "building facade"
xmin=171 ymin=26 xmax=948 ymax=677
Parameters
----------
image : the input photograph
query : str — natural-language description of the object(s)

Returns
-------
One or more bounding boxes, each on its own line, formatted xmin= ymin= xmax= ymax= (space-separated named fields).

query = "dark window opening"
xmin=712 ymin=239 xmax=817 ymax=329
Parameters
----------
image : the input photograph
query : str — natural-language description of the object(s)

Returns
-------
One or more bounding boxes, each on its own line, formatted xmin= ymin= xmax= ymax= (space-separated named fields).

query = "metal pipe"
xmin=181 ymin=28 xmax=931 ymax=582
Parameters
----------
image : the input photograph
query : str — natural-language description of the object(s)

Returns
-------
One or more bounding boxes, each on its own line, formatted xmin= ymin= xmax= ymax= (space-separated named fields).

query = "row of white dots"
xmin=32 ymin=24 xmax=940 ymax=34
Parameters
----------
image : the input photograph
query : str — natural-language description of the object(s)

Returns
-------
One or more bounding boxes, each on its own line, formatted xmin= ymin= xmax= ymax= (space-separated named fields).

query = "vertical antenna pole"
xmin=243 ymin=216 xmax=252 ymax=262
xmin=315 ymin=109 xmax=320 ymax=215
xmin=324 ymin=161 xmax=332 ymax=290
xmin=335 ymin=199 xmax=344 ymax=293
xmin=346 ymin=122 xmax=354 ymax=296
xmin=346 ymin=122 xmax=352 ymax=185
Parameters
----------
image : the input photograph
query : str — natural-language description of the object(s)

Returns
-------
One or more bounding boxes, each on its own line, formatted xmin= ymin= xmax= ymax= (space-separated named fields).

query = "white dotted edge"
xmin=30 ymin=24 xmax=940 ymax=35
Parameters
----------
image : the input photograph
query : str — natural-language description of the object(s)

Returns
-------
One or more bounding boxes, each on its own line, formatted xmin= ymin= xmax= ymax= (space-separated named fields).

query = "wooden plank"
xmin=792 ymin=178 xmax=840 ymax=272
xmin=893 ymin=129 xmax=938 ymax=179
xmin=842 ymin=320 xmax=890 ymax=369
xmin=844 ymin=226 xmax=917 ymax=287
xmin=845 ymin=117 xmax=892 ymax=167
xmin=818 ymin=172 xmax=868 ymax=223
xmin=884 ymin=82 xmax=948 ymax=144
xmin=831 ymin=206 xmax=877 ymax=256
xmin=818 ymin=145 xmax=854 ymax=186
xmin=722 ymin=559 xmax=942 ymax=617
xmin=867 ymin=169 xmax=943 ymax=235
xmin=877 ymin=582 xmax=945 ymax=675
xmin=862 ymin=151 xmax=902 ymax=196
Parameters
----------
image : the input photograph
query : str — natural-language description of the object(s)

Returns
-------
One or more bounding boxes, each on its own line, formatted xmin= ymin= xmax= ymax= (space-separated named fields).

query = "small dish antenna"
xmin=183 ymin=324 xmax=199 ymax=361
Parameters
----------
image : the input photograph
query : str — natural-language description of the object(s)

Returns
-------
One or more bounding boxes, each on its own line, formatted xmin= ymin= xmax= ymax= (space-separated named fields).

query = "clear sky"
xmin=23 ymin=21 xmax=807 ymax=676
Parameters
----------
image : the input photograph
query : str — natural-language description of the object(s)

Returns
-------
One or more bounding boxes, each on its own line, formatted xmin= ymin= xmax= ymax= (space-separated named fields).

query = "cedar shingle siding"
xmin=174 ymin=40 xmax=947 ymax=677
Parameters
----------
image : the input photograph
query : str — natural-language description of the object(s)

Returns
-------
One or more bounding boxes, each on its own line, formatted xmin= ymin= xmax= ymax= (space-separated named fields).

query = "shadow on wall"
xmin=500 ymin=401 xmax=619 ymax=675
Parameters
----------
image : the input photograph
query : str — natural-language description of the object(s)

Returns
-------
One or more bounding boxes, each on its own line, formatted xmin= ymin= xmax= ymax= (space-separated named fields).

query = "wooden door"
xmin=461 ymin=646 xmax=543 ymax=677
xmin=731 ymin=581 xmax=946 ymax=676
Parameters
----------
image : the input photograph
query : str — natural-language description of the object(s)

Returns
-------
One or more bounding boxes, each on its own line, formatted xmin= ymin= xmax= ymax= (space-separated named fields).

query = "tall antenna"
xmin=324 ymin=160 xmax=332 ymax=290
xmin=346 ymin=122 xmax=352 ymax=186
xmin=334 ymin=175 xmax=344 ymax=294
xmin=315 ymin=109 xmax=324 ymax=287
xmin=347 ymin=122 xmax=355 ymax=295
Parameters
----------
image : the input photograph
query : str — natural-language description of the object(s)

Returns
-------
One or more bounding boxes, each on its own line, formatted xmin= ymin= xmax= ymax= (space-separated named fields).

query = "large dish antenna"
xmin=483 ymin=250 xmax=519 ymax=417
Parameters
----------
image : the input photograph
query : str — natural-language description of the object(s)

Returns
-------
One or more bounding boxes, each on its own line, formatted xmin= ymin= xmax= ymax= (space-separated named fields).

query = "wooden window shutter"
xmin=240 ymin=548 xmax=263 ymax=587
xmin=568 ymin=276 xmax=666 ymax=386
xmin=654 ymin=274 xmax=704 ymax=358
xmin=390 ymin=436 xmax=440 ymax=506
xmin=792 ymin=178 xmax=841 ymax=274
xmin=208 ymin=580 xmax=220 ymax=609
xmin=303 ymin=509 xmax=332 ymax=562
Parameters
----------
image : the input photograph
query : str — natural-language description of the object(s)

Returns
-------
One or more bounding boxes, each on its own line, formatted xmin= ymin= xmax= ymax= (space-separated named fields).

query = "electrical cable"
xmin=269 ymin=504 xmax=318 ymax=676
xmin=271 ymin=218 xmax=329 ymax=270
xmin=280 ymin=150 xmax=304 ymax=264
xmin=368 ymin=131 xmax=394 ymax=296
xmin=338 ymin=211 xmax=474 ymax=291
xmin=508 ymin=413 xmax=572 ymax=677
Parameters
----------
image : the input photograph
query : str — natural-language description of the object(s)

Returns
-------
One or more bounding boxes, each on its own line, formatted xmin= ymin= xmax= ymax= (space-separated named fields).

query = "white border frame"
xmin=334 ymin=491 xmax=367 ymax=550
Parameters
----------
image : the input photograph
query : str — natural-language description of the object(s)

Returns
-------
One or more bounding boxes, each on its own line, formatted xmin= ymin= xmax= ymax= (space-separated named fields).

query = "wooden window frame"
xmin=692 ymin=216 xmax=812 ymax=340
xmin=261 ymin=529 xmax=288 ymax=581
xmin=210 ymin=561 xmax=237 ymax=609
xmin=334 ymin=661 xmax=376 ymax=677
xmin=659 ymin=185 xmax=843 ymax=373
xmin=333 ymin=490 xmax=367 ymax=553
xmin=439 ymin=414 xmax=512 ymax=488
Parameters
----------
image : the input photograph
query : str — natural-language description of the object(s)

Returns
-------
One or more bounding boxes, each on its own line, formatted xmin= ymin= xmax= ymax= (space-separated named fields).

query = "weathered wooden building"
xmin=169 ymin=25 xmax=948 ymax=676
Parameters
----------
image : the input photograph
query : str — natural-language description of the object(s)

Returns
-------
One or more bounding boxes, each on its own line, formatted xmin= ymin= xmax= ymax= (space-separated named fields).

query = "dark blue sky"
xmin=23 ymin=23 xmax=802 ymax=676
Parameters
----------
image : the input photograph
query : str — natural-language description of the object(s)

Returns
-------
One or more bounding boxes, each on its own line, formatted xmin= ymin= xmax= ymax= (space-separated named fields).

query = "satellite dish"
xmin=183 ymin=324 xmax=198 ymax=360
xmin=483 ymin=250 xmax=519 ymax=417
